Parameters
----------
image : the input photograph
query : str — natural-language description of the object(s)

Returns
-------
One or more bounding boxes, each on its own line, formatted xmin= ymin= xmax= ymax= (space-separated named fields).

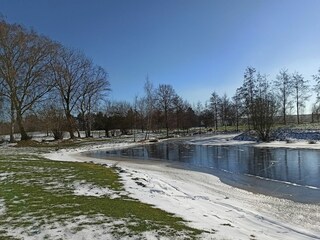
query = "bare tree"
xmin=156 ymin=84 xmax=177 ymax=137
xmin=52 ymin=46 xmax=91 ymax=139
xmin=182 ymin=104 xmax=197 ymax=132
xmin=41 ymin=103 xmax=66 ymax=140
xmin=274 ymin=69 xmax=293 ymax=125
xmin=172 ymin=95 xmax=184 ymax=131
xmin=135 ymin=96 xmax=147 ymax=132
xmin=292 ymin=72 xmax=310 ymax=124
xmin=219 ymin=93 xmax=231 ymax=131
xmin=209 ymin=91 xmax=220 ymax=130
xmin=232 ymin=88 xmax=242 ymax=131
xmin=311 ymin=102 xmax=320 ymax=123
xmin=0 ymin=20 xmax=57 ymax=141
xmin=237 ymin=68 xmax=278 ymax=141
xmin=78 ymin=65 xmax=109 ymax=137
xmin=238 ymin=67 xmax=257 ymax=129
xmin=107 ymin=101 xmax=132 ymax=135
xmin=200 ymin=105 xmax=214 ymax=129
xmin=251 ymin=74 xmax=278 ymax=141
xmin=313 ymin=67 xmax=320 ymax=102
xmin=144 ymin=77 xmax=155 ymax=139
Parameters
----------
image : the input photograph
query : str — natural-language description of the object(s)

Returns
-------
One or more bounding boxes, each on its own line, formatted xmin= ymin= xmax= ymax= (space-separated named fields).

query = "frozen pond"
xmin=87 ymin=140 xmax=320 ymax=203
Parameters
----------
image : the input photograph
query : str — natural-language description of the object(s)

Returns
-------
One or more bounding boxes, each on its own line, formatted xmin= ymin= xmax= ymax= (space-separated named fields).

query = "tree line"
xmin=0 ymin=20 xmax=109 ymax=141
xmin=95 ymin=66 xmax=320 ymax=142
xmin=1 ymin=19 xmax=320 ymax=142
xmin=93 ymin=79 xmax=197 ymax=140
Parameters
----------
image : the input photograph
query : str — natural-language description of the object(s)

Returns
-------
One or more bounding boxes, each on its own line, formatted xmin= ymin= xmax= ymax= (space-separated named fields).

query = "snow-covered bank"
xmin=256 ymin=140 xmax=320 ymax=149
xmin=45 ymin=141 xmax=320 ymax=240
xmin=44 ymin=142 xmax=136 ymax=162
xmin=188 ymin=132 xmax=320 ymax=150
xmin=187 ymin=133 xmax=256 ymax=146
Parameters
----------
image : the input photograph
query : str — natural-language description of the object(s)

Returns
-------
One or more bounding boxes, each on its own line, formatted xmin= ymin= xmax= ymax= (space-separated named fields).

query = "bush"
xmin=308 ymin=140 xmax=317 ymax=144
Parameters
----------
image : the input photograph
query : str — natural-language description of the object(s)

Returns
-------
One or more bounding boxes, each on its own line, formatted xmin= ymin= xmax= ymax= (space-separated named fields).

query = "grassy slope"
xmin=0 ymin=152 xmax=202 ymax=239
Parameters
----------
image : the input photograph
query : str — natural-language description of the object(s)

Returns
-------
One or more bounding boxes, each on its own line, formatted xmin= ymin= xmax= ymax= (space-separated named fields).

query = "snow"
xmin=188 ymin=133 xmax=256 ymax=146
xmin=72 ymin=181 xmax=121 ymax=199
xmin=0 ymin=199 xmax=5 ymax=216
xmin=44 ymin=142 xmax=135 ymax=162
xmin=256 ymin=140 xmax=320 ymax=150
xmin=6 ymin=215 xmax=122 ymax=240
xmin=44 ymin=136 xmax=320 ymax=240
xmin=0 ymin=172 xmax=13 ymax=181
xmin=113 ymin=163 xmax=320 ymax=240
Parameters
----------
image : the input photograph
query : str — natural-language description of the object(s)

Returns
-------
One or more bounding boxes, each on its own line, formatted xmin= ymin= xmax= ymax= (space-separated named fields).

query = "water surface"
xmin=87 ymin=140 xmax=320 ymax=203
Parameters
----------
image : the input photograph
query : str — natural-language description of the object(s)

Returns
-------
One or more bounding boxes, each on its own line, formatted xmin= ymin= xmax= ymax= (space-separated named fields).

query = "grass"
xmin=0 ymin=153 xmax=202 ymax=239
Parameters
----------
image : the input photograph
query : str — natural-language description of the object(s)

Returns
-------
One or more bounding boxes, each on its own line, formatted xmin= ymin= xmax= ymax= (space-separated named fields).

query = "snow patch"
xmin=0 ymin=172 xmax=13 ymax=181
xmin=3 ymin=214 xmax=185 ymax=240
xmin=0 ymin=199 xmax=6 ymax=216
xmin=5 ymin=215 xmax=118 ymax=240
xmin=43 ymin=142 xmax=135 ymax=162
xmin=72 ymin=181 xmax=121 ymax=199
xmin=188 ymin=134 xmax=255 ymax=146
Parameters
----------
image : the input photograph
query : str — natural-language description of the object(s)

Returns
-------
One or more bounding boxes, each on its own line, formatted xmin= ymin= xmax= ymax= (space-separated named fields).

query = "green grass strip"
xmin=0 ymin=154 xmax=202 ymax=239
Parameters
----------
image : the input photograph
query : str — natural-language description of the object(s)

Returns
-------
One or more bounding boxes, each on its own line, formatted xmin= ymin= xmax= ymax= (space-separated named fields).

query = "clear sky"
xmin=1 ymin=0 xmax=320 ymax=111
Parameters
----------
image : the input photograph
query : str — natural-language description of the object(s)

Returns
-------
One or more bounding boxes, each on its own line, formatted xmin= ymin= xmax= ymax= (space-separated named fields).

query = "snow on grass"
xmin=0 ymin=151 xmax=202 ymax=239
xmin=72 ymin=181 xmax=122 ymax=199
xmin=0 ymin=172 xmax=13 ymax=181
xmin=5 ymin=215 xmax=120 ymax=240
xmin=0 ymin=199 xmax=5 ymax=216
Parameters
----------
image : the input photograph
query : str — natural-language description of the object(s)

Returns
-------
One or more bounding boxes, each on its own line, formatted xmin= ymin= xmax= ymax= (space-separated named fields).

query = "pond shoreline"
xmin=87 ymin=135 xmax=320 ymax=204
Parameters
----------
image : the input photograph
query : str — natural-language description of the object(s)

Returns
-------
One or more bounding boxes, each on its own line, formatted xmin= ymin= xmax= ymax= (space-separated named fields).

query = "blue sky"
xmin=1 ymin=0 xmax=320 ymax=111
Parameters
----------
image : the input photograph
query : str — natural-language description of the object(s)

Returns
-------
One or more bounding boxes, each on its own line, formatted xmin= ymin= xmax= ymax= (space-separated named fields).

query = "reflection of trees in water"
xmin=252 ymin=148 xmax=272 ymax=178
xmin=115 ymin=143 xmax=320 ymax=188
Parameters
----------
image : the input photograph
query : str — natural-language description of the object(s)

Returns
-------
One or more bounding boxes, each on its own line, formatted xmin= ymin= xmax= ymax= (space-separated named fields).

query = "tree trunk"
xmin=296 ymin=95 xmax=300 ymax=124
xmin=105 ymin=128 xmax=109 ymax=137
xmin=66 ymin=112 xmax=75 ymax=139
xmin=283 ymin=99 xmax=286 ymax=125
xmin=165 ymin=109 xmax=169 ymax=137
xmin=16 ymin=110 xmax=30 ymax=141
xmin=85 ymin=120 xmax=91 ymax=138
xmin=9 ymin=102 xmax=15 ymax=143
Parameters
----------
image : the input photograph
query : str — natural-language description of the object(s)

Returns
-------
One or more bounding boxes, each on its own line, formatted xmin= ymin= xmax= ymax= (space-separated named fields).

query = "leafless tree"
xmin=232 ymin=88 xmax=242 ymax=131
xmin=156 ymin=84 xmax=177 ymax=137
xmin=251 ymin=74 xmax=278 ymax=141
xmin=78 ymin=65 xmax=110 ymax=137
xmin=274 ymin=69 xmax=293 ymax=125
xmin=209 ymin=91 xmax=220 ymax=130
xmin=51 ymin=46 xmax=91 ymax=139
xmin=219 ymin=93 xmax=231 ymax=131
xmin=238 ymin=67 xmax=257 ymax=129
xmin=237 ymin=68 xmax=278 ymax=141
xmin=41 ymin=102 xmax=66 ymax=140
xmin=172 ymin=95 xmax=184 ymax=131
xmin=311 ymin=102 xmax=320 ymax=123
xmin=0 ymin=20 xmax=57 ymax=141
xmin=135 ymin=96 xmax=148 ymax=132
xmin=292 ymin=72 xmax=310 ymax=124
xmin=107 ymin=101 xmax=132 ymax=135
xmin=144 ymin=77 xmax=155 ymax=139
